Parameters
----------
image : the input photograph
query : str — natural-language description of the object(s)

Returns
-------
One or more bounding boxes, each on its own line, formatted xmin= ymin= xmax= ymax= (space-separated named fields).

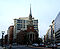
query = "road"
xmin=6 ymin=45 xmax=41 ymax=49
xmin=6 ymin=45 xmax=53 ymax=49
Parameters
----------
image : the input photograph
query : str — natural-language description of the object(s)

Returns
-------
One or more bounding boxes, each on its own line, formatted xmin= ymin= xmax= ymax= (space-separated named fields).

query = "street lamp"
xmin=1 ymin=31 xmax=5 ymax=47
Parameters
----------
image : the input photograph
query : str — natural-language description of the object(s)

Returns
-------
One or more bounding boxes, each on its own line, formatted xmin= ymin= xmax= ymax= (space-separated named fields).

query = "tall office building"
xmin=45 ymin=20 xmax=54 ymax=45
xmin=13 ymin=6 xmax=38 ymax=40
xmin=54 ymin=12 xmax=60 ymax=44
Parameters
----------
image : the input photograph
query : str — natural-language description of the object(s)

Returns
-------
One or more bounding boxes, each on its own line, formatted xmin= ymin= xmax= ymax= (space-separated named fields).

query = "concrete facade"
xmin=54 ymin=12 xmax=60 ymax=44
xmin=45 ymin=20 xmax=55 ymax=45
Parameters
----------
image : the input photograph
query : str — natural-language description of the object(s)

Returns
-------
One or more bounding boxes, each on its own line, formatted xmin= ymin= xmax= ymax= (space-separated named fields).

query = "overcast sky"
xmin=0 ymin=0 xmax=60 ymax=38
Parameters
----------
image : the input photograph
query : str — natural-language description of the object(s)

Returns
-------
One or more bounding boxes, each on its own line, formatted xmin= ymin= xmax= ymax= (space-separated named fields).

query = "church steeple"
xmin=30 ymin=4 xmax=32 ymax=17
xmin=28 ymin=4 xmax=33 ymax=26
xmin=29 ymin=4 xmax=32 ymax=20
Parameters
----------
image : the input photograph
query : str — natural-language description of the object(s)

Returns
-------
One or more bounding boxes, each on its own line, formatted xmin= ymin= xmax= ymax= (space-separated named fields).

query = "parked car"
xmin=53 ymin=44 xmax=57 ymax=47
xmin=32 ymin=43 xmax=39 ymax=47
xmin=39 ymin=43 xmax=45 ymax=47
xmin=12 ymin=43 xmax=17 ymax=46
xmin=45 ymin=45 xmax=48 ymax=48
xmin=48 ymin=44 xmax=57 ymax=48
xmin=57 ymin=43 xmax=60 ymax=46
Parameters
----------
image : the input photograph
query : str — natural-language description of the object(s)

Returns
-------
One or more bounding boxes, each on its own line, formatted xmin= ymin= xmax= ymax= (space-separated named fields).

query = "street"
xmin=6 ymin=45 xmax=40 ymax=49
xmin=6 ymin=45 xmax=52 ymax=49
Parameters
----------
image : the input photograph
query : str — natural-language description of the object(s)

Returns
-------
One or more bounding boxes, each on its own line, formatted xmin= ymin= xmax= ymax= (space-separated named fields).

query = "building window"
xmin=24 ymin=25 xmax=25 ymax=28
xmin=34 ymin=25 xmax=38 ymax=26
xmin=34 ymin=20 xmax=38 ymax=23
xmin=17 ymin=24 xmax=22 ymax=30
xmin=24 ymin=20 xmax=25 ymax=23
xmin=17 ymin=20 xmax=22 ymax=23
xmin=34 ymin=25 xmax=38 ymax=28
xmin=25 ymin=20 xmax=28 ymax=23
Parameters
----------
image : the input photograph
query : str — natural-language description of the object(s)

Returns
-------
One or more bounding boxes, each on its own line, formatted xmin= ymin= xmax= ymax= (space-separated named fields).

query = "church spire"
xmin=30 ymin=4 xmax=32 ymax=16
xmin=29 ymin=4 xmax=32 ymax=20
xmin=28 ymin=4 xmax=33 ymax=26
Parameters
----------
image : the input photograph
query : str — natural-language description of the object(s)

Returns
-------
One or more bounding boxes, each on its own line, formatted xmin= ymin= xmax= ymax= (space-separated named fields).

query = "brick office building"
xmin=7 ymin=26 xmax=14 ymax=44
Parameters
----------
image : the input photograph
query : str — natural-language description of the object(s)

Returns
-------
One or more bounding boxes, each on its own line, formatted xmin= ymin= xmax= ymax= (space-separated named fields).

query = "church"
xmin=13 ymin=5 xmax=39 ymax=44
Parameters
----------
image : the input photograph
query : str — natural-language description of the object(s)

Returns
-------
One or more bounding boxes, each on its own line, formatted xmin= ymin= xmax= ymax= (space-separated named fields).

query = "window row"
xmin=17 ymin=24 xmax=25 ymax=30
xmin=17 ymin=20 xmax=25 ymax=23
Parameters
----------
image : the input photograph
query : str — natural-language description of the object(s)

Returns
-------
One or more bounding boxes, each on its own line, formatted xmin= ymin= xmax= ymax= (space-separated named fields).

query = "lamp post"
xmin=1 ymin=31 xmax=5 ymax=47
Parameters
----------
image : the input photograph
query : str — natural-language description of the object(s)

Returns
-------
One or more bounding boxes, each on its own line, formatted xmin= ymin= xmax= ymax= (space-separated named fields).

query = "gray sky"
xmin=0 ymin=0 xmax=60 ymax=38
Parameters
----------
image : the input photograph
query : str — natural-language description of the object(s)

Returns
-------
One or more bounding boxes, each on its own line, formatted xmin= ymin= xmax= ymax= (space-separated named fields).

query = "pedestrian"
xmin=9 ymin=44 xmax=12 ymax=49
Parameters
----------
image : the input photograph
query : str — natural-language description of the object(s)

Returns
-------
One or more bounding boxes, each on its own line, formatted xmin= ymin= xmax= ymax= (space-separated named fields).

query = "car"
xmin=45 ymin=45 xmax=48 ymax=48
xmin=57 ymin=43 xmax=60 ymax=48
xmin=39 ymin=43 xmax=45 ymax=47
xmin=48 ymin=45 xmax=52 ymax=48
xmin=32 ymin=43 xmax=39 ymax=47
xmin=47 ymin=44 xmax=53 ymax=48
xmin=53 ymin=44 xmax=57 ymax=47
xmin=57 ymin=43 xmax=60 ymax=46
xmin=48 ymin=44 xmax=57 ymax=48
xmin=12 ymin=43 xmax=17 ymax=46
